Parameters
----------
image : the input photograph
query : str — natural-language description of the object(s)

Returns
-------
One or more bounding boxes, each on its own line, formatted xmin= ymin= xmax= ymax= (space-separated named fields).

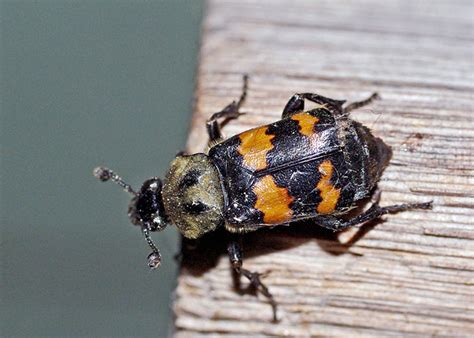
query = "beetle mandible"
xmin=94 ymin=75 xmax=432 ymax=321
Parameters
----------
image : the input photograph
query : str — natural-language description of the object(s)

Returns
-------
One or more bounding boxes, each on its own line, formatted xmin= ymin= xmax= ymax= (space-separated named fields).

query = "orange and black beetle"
xmin=94 ymin=76 xmax=431 ymax=321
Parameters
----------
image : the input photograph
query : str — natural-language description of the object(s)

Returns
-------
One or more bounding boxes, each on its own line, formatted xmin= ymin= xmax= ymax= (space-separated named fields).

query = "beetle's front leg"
xmin=317 ymin=200 xmax=433 ymax=231
xmin=227 ymin=240 xmax=278 ymax=322
xmin=206 ymin=75 xmax=248 ymax=143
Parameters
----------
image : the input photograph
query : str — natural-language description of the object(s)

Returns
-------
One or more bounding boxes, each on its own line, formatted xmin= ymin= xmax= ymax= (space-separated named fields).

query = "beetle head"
xmin=128 ymin=177 xmax=168 ymax=232
xmin=93 ymin=166 xmax=167 ymax=269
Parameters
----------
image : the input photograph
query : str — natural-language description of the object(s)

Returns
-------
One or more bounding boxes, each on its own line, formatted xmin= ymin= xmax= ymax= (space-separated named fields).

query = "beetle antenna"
xmin=142 ymin=228 xmax=162 ymax=269
xmin=93 ymin=166 xmax=137 ymax=196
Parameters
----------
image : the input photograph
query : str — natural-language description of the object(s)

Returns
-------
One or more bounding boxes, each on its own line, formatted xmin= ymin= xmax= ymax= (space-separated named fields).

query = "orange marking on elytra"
xmin=291 ymin=113 xmax=319 ymax=137
xmin=316 ymin=160 xmax=341 ymax=214
xmin=238 ymin=126 xmax=274 ymax=171
xmin=253 ymin=175 xmax=293 ymax=224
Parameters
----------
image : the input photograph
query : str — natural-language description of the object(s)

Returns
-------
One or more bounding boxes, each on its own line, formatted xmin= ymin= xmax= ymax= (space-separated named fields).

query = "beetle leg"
xmin=282 ymin=92 xmax=345 ymax=117
xmin=343 ymin=92 xmax=380 ymax=114
xmin=300 ymin=93 xmax=346 ymax=108
xmin=300 ymin=93 xmax=346 ymax=114
xmin=227 ymin=240 xmax=278 ymax=322
xmin=318 ymin=200 xmax=433 ymax=231
xmin=206 ymin=75 xmax=248 ymax=142
xmin=281 ymin=94 xmax=305 ymax=119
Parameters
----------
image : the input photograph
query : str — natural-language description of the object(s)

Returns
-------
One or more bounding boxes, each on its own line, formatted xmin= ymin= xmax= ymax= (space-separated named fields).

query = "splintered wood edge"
xmin=173 ymin=0 xmax=474 ymax=336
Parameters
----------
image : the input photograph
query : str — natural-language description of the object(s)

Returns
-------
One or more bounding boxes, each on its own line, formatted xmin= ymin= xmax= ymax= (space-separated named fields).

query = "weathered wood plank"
xmin=173 ymin=0 xmax=474 ymax=336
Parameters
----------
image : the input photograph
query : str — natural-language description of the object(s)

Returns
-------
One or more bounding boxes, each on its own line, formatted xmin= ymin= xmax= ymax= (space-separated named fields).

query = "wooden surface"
xmin=173 ymin=0 xmax=474 ymax=336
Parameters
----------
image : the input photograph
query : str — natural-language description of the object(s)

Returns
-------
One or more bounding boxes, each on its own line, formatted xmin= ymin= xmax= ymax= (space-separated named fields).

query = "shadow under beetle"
xmin=94 ymin=75 xmax=432 ymax=321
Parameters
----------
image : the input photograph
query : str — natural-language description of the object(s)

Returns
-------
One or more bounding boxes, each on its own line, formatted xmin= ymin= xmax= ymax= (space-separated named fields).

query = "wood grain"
xmin=173 ymin=0 xmax=474 ymax=336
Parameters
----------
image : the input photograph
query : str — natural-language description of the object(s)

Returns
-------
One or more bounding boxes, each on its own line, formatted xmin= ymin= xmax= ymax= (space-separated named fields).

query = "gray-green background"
xmin=1 ymin=1 xmax=203 ymax=336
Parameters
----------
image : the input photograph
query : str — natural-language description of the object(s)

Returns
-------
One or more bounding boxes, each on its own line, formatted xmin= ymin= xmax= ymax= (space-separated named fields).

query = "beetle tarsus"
xmin=343 ymin=92 xmax=380 ymax=114
xmin=318 ymin=200 xmax=433 ymax=231
xmin=239 ymin=267 xmax=278 ymax=322
xmin=206 ymin=75 xmax=248 ymax=142
xmin=228 ymin=240 xmax=278 ymax=322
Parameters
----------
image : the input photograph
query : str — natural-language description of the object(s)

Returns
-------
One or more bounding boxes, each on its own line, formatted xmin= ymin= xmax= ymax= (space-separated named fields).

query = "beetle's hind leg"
xmin=206 ymin=75 xmax=248 ymax=143
xmin=317 ymin=200 xmax=433 ymax=231
xmin=281 ymin=94 xmax=305 ymax=119
xmin=228 ymin=240 xmax=278 ymax=322
xmin=343 ymin=92 xmax=380 ymax=114
xmin=282 ymin=92 xmax=346 ymax=118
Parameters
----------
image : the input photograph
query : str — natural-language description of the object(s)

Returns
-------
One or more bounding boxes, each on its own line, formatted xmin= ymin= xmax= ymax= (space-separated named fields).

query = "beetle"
xmin=94 ymin=75 xmax=432 ymax=321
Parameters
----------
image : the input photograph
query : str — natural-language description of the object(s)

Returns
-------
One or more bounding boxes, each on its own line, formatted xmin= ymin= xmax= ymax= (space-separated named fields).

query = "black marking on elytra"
xmin=210 ymin=107 xmax=359 ymax=226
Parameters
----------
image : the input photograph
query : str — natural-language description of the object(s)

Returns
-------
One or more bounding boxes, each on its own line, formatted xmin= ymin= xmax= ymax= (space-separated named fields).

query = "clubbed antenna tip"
xmin=93 ymin=166 xmax=136 ymax=195
xmin=93 ymin=166 xmax=113 ymax=181
xmin=143 ymin=228 xmax=161 ymax=269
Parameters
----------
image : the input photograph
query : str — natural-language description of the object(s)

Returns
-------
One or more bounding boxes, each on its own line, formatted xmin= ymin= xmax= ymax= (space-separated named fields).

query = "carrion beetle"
xmin=94 ymin=75 xmax=431 ymax=321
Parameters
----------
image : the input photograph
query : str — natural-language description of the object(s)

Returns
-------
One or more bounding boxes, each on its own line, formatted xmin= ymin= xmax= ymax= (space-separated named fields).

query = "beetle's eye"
xmin=183 ymin=201 xmax=210 ymax=215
